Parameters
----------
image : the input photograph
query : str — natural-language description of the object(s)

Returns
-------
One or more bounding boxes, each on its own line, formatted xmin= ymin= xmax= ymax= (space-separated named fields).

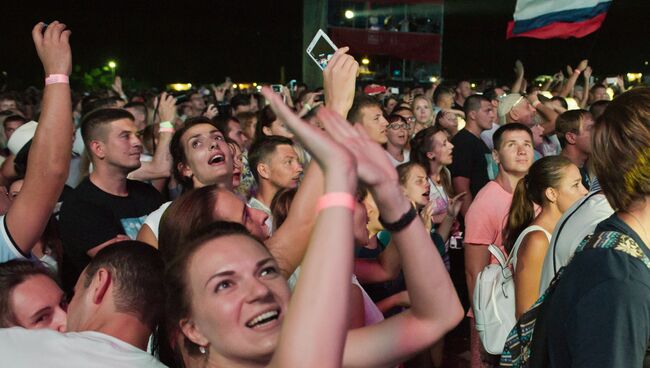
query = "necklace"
xmin=625 ymin=211 xmax=649 ymax=243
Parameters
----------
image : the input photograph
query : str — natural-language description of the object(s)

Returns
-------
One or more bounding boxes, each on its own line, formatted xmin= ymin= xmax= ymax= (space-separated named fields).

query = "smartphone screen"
xmin=307 ymin=30 xmax=338 ymax=70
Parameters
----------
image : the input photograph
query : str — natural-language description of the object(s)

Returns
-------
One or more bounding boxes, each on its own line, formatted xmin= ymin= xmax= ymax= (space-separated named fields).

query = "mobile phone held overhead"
xmin=306 ymin=29 xmax=338 ymax=70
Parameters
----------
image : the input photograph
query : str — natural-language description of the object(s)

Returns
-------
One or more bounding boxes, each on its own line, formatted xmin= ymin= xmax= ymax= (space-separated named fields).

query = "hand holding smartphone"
xmin=306 ymin=29 xmax=338 ymax=70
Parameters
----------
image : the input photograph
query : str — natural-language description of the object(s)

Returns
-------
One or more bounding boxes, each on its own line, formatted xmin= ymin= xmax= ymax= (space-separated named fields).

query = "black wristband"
xmin=379 ymin=206 xmax=417 ymax=233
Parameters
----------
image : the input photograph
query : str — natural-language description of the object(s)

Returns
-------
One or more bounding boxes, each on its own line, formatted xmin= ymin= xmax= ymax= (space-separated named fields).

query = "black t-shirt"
xmin=59 ymin=177 xmax=162 ymax=292
xmin=579 ymin=165 xmax=591 ymax=191
xmin=448 ymin=129 xmax=490 ymax=197
xmin=542 ymin=214 xmax=650 ymax=368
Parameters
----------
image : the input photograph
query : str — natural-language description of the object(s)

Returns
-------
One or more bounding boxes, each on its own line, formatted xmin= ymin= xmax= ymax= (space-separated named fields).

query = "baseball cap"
xmin=363 ymin=84 xmax=387 ymax=96
xmin=7 ymin=120 xmax=37 ymax=156
xmin=497 ymin=94 xmax=525 ymax=125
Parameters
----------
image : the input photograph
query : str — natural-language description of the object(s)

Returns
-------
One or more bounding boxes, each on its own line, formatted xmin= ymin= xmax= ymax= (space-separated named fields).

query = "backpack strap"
xmin=488 ymin=244 xmax=508 ymax=268
xmin=506 ymin=225 xmax=551 ymax=269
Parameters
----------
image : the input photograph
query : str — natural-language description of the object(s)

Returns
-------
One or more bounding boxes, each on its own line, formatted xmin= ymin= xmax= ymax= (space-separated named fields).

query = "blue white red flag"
xmin=507 ymin=0 xmax=612 ymax=39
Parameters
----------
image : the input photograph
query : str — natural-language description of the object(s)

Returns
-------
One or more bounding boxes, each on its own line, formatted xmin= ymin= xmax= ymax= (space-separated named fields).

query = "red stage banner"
xmin=329 ymin=27 xmax=441 ymax=63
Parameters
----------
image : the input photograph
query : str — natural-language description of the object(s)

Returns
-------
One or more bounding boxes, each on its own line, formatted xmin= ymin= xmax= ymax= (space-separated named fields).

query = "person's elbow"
xmin=447 ymin=298 xmax=465 ymax=331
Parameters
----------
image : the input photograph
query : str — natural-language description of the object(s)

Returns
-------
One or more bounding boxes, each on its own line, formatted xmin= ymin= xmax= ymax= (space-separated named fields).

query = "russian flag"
xmin=507 ymin=0 xmax=612 ymax=39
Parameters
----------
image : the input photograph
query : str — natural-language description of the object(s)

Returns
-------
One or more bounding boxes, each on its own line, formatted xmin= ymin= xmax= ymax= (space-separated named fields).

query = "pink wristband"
xmin=315 ymin=192 xmax=356 ymax=213
xmin=532 ymin=100 xmax=542 ymax=108
xmin=159 ymin=127 xmax=174 ymax=133
xmin=45 ymin=74 xmax=69 ymax=85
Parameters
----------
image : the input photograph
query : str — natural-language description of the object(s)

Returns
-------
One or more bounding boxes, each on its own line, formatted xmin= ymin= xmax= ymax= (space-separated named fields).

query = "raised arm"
xmin=127 ymin=92 xmax=176 ymax=181
xmin=267 ymin=47 xmax=358 ymax=277
xmin=528 ymin=91 xmax=558 ymax=136
xmin=262 ymin=88 xmax=357 ymax=368
xmin=579 ymin=67 xmax=592 ymax=109
xmin=559 ymin=60 xmax=588 ymax=97
xmin=5 ymin=21 xmax=73 ymax=256
xmin=318 ymin=109 xmax=464 ymax=367
xmin=511 ymin=60 xmax=525 ymax=94
xmin=324 ymin=47 xmax=358 ymax=117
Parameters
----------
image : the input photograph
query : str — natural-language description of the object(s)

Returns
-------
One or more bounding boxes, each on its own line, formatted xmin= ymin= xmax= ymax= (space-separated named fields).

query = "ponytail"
xmin=503 ymin=175 xmax=535 ymax=253
xmin=502 ymin=155 xmax=574 ymax=253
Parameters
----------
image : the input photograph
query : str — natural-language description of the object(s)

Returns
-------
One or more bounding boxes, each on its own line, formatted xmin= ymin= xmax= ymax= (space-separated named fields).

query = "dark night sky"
xmin=2 ymin=0 xmax=649 ymax=89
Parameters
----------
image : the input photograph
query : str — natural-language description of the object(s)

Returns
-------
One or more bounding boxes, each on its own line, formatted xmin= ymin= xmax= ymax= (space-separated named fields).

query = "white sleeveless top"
xmin=510 ymin=225 xmax=551 ymax=271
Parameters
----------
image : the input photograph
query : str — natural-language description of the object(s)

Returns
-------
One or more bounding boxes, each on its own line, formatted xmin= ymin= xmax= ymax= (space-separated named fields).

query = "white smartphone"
xmin=306 ymin=29 xmax=338 ymax=70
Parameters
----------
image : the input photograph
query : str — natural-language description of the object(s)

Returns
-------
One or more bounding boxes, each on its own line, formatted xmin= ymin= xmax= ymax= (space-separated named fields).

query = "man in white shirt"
xmin=0 ymin=21 xmax=73 ymax=264
xmin=538 ymin=178 xmax=613 ymax=293
xmin=0 ymin=241 xmax=167 ymax=367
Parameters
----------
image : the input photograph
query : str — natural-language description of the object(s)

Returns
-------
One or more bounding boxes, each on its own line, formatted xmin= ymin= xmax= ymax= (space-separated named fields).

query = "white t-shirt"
xmin=0 ymin=215 xmax=32 ymax=263
xmin=0 ymin=328 xmax=167 ymax=367
xmin=538 ymin=191 xmax=613 ymax=294
xmin=289 ymin=267 xmax=384 ymax=327
xmin=385 ymin=149 xmax=410 ymax=167
xmin=142 ymin=201 xmax=172 ymax=239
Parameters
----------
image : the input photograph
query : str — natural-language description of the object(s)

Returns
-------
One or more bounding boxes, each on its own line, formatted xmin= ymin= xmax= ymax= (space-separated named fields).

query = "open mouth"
xmin=208 ymin=153 xmax=225 ymax=165
xmin=422 ymin=190 xmax=430 ymax=198
xmin=245 ymin=309 xmax=280 ymax=329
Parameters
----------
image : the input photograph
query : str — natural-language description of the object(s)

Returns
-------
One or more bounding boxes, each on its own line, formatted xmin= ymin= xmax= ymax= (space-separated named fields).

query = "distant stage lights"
xmin=169 ymin=83 xmax=192 ymax=91
xmin=345 ymin=10 xmax=355 ymax=19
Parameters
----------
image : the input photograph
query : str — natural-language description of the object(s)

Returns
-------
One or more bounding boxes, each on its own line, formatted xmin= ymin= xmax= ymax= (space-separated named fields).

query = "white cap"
xmin=7 ymin=120 xmax=37 ymax=156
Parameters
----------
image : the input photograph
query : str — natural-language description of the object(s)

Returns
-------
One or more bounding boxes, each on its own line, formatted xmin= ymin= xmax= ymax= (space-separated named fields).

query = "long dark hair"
xmin=170 ymin=117 xmax=219 ymax=192
xmin=410 ymin=125 xmax=454 ymax=197
xmin=503 ymin=156 xmax=572 ymax=253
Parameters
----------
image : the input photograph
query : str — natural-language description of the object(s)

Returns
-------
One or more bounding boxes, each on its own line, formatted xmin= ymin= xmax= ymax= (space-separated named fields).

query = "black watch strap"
xmin=379 ymin=206 xmax=417 ymax=233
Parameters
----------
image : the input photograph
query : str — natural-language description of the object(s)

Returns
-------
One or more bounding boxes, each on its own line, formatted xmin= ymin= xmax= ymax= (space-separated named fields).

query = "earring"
xmin=199 ymin=346 xmax=206 ymax=354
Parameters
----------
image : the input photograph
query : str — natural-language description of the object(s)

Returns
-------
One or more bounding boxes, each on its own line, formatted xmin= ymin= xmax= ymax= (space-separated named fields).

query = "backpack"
xmin=473 ymin=226 xmax=547 ymax=355
xmin=472 ymin=246 xmax=515 ymax=354
xmin=500 ymin=230 xmax=649 ymax=368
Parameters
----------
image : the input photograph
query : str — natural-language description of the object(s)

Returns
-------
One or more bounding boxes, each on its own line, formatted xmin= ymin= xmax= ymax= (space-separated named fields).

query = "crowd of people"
xmin=0 ymin=21 xmax=648 ymax=368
